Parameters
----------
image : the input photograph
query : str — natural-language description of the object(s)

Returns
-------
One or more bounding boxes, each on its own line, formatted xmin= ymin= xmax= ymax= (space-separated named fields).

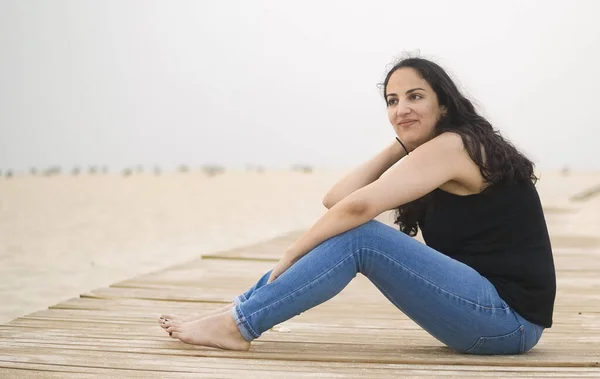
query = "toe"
xmin=167 ymin=320 xmax=181 ymax=329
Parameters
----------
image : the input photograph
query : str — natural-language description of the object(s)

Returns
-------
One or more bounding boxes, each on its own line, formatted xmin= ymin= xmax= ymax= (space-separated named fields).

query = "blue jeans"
xmin=231 ymin=220 xmax=544 ymax=355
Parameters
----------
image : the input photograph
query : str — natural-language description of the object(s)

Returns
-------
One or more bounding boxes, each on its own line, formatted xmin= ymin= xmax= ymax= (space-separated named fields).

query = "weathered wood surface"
xmin=1 ymin=199 xmax=600 ymax=377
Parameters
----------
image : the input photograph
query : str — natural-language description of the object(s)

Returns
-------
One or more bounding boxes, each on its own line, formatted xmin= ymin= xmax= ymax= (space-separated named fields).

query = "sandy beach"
xmin=0 ymin=169 xmax=342 ymax=323
xmin=1 ymin=168 xmax=599 ymax=324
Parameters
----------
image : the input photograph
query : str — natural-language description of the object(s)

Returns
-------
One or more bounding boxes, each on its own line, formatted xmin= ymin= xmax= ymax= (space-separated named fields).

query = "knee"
xmin=352 ymin=220 xmax=399 ymax=242
xmin=352 ymin=220 xmax=386 ymax=234
xmin=322 ymin=220 xmax=384 ymax=248
xmin=334 ymin=220 xmax=393 ymax=246
xmin=321 ymin=220 xmax=398 ymax=255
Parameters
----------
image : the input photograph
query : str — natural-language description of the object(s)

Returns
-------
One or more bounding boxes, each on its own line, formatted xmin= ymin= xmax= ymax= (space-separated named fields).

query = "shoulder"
xmin=417 ymin=132 xmax=484 ymax=194
xmin=432 ymin=131 xmax=464 ymax=149
xmin=400 ymin=131 xmax=474 ymax=182
xmin=412 ymin=131 xmax=465 ymax=159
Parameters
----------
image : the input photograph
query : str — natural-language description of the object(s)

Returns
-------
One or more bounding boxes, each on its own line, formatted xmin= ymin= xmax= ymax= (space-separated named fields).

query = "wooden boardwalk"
xmin=1 ymin=210 xmax=600 ymax=378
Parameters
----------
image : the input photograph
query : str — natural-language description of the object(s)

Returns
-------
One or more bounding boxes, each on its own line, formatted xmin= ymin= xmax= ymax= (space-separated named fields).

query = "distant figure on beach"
xmin=159 ymin=57 xmax=556 ymax=355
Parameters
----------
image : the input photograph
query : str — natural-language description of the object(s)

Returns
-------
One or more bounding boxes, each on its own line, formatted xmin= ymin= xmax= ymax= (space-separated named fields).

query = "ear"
xmin=440 ymin=105 xmax=448 ymax=117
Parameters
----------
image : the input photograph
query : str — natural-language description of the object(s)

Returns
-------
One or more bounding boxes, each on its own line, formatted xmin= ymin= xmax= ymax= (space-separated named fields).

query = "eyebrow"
xmin=385 ymin=88 xmax=426 ymax=98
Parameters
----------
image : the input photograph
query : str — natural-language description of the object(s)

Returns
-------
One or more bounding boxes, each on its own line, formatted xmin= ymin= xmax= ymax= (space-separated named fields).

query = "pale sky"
xmin=1 ymin=0 xmax=599 ymax=172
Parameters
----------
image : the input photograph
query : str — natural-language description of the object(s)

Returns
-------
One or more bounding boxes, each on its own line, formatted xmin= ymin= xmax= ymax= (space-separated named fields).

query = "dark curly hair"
xmin=382 ymin=57 xmax=538 ymax=236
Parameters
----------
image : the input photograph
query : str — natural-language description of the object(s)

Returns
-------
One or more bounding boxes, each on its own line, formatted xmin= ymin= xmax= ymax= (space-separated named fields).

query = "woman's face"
xmin=385 ymin=68 xmax=446 ymax=151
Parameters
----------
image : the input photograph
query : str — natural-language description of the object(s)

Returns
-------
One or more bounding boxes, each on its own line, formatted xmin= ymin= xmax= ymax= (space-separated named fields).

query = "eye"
xmin=387 ymin=98 xmax=398 ymax=107
xmin=409 ymin=93 xmax=423 ymax=100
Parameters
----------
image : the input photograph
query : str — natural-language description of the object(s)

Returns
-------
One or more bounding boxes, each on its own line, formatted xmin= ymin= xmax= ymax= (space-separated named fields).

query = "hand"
xmin=267 ymin=255 xmax=297 ymax=284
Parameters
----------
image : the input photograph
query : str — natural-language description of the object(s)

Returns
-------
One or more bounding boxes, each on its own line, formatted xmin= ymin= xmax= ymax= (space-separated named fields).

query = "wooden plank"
xmin=13 ymin=302 xmax=600 ymax=330
xmin=0 ymin=342 xmax=599 ymax=369
xmin=0 ymin=322 xmax=597 ymax=351
xmin=550 ymin=235 xmax=600 ymax=249
xmin=202 ymin=234 xmax=600 ymax=261
xmin=89 ymin=276 xmax=411 ymax=306
xmin=6 ymin=321 xmax=597 ymax=345
xmin=201 ymin=231 xmax=305 ymax=261
xmin=0 ymin=366 xmax=172 ymax=378
xmin=1 ymin=325 xmax=599 ymax=352
xmin=570 ymin=184 xmax=600 ymax=202
xmin=554 ymin=256 xmax=600 ymax=271
xmin=42 ymin=296 xmax=600 ymax=318
xmin=2 ymin=360 xmax=600 ymax=379
xmin=116 ymin=269 xmax=600 ymax=289
xmin=75 ymin=285 xmax=600 ymax=314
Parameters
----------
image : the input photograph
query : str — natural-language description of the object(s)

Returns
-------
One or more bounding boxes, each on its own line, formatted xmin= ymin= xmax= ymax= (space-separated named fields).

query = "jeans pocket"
xmin=466 ymin=325 xmax=525 ymax=355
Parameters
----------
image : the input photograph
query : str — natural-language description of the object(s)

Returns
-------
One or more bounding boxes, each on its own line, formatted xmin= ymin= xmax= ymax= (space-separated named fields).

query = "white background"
xmin=1 ymin=0 xmax=599 ymax=172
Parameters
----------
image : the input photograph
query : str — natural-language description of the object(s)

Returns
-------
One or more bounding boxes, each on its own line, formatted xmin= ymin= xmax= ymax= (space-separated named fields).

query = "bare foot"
xmin=166 ymin=310 xmax=250 ymax=351
xmin=159 ymin=303 xmax=234 ymax=330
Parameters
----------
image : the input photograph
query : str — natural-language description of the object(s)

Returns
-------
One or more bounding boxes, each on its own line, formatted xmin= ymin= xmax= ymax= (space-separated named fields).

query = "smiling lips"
xmin=398 ymin=120 xmax=418 ymax=128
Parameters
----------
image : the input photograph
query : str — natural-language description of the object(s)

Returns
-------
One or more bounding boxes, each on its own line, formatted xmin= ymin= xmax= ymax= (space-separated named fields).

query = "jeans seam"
xmin=234 ymin=304 xmax=260 ymax=340
xmin=233 ymin=294 xmax=247 ymax=306
xmin=243 ymin=251 xmax=358 ymax=321
xmin=465 ymin=324 xmax=524 ymax=354
xmin=362 ymin=247 xmax=509 ymax=311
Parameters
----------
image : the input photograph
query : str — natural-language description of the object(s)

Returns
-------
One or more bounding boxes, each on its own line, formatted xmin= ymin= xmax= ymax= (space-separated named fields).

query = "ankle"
xmin=221 ymin=311 xmax=243 ymax=337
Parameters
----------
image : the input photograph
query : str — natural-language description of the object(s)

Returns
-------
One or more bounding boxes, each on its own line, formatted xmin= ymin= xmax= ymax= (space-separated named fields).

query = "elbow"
xmin=322 ymin=193 xmax=337 ymax=209
xmin=338 ymin=197 xmax=372 ymax=217
xmin=323 ymin=193 xmax=371 ymax=215
xmin=324 ymin=191 xmax=373 ymax=216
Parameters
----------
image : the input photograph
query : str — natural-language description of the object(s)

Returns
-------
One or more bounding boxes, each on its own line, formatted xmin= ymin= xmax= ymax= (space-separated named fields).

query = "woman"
xmin=159 ymin=57 xmax=556 ymax=355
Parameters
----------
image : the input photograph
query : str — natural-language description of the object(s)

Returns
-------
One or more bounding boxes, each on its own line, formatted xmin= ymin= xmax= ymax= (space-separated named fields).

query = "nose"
xmin=395 ymin=100 xmax=411 ymax=117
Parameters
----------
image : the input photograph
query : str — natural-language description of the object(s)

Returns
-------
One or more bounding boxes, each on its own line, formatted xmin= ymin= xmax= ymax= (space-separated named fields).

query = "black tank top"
xmin=419 ymin=181 xmax=556 ymax=327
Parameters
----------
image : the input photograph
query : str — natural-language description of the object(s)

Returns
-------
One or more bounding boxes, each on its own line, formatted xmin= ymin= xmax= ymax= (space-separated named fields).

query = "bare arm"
xmin=275 ymin=133 xmax=467 ymax=275
xmin=322 ymin=140 xmax=407 ymax=209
